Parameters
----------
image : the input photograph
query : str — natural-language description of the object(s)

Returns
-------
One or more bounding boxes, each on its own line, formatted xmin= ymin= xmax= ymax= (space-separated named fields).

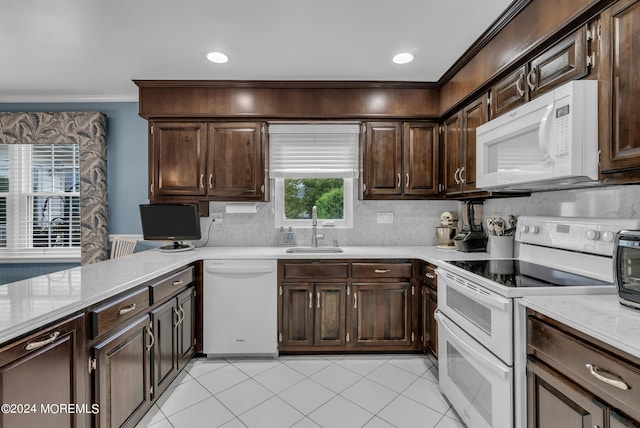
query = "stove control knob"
xmin=522 ymin=225 xmax=530 ymax=233
xmin=530 ymin=225 xmax=539 ymax=234
xmin=586 ymin=229 xmax=600 ymax=240
xmin=602 ymin=231 xmax=615 ymax=242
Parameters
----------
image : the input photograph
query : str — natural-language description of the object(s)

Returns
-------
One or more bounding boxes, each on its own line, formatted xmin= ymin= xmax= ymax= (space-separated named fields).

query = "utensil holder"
xmin=488 ymin=235 xmax=514 ymax=258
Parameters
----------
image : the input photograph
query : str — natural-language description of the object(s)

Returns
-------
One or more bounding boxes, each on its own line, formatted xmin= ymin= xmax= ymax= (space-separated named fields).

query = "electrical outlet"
xmin=211 ymin=212 xmax=224 ymax=223
xmin=377 ymin=212 xmax=394 ymax=224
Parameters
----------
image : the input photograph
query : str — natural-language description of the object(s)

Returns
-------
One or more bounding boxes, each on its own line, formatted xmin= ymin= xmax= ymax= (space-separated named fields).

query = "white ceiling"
xmin=0 ymin=0 xmax=513 ymax=102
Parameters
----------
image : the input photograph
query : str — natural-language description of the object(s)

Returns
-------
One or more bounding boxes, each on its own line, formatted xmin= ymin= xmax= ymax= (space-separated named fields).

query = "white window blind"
xmin=0 ymin=144 xmax=80 ymax=258
xmin=269 ymin=124 xmax=360 ymax=178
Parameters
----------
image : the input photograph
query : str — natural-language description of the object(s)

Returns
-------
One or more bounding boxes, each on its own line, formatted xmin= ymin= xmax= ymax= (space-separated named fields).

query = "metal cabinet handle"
xmin=454 ymin=168 xmax=461 ymax=184
xmin=425 ymin=273 xmax=436 ymax=279
xmin=526 ymin=69 xmax=537 ymax=91
xmin=317 ymin=292 xmax=320 ymax=308
xmin=173 ymin=307 xmax=181 ymax=327
xmin=405 ymin=173 xmax=410 ymax=188
xmin=200 ymin=174 xmax=204 ymax=189
xmin=585 ymin=364 xmax=630 ymax=390
xmin=309 ymin=291 xmax=313 ymax=309
xmin=118 ymin=303 xmax=136 ymax=315
xmin=375 ymin=269 xmax=391 ymax=273
xmin=397 ymin=173 xmax=401 ymax=188
xmin=208 ymin=174 xmax=213 ymax=189
xmin=178 ymin=305 xmax=185 ymax=325
xmin=172 ymin=279 xmax=184 ymax=286
xmin=25 ymin=331 xmax=60 ymax=351
xmin=516 ymin=73 xmax=525 ymax=96
xmin=145 ymin=327 xmax=155 ymax=351
xmin=459 ymin=167 xmax=466 ymax=184
xmin=354 ymin=292 xmax=358 ymax=309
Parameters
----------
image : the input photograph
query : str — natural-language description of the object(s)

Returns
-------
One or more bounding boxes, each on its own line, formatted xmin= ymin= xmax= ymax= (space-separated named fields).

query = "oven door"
xmin=614 ymin=231 xmax=640 ymax=309
xmin=436 ymin=310 xmax=513 ymax=428
xmin=437 ymin=268 xmax=514 ymax=364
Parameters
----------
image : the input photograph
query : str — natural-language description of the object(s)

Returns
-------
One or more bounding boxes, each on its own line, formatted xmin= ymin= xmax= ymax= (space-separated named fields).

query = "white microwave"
xmin=476 ymin=80 xmax=598 ymax=191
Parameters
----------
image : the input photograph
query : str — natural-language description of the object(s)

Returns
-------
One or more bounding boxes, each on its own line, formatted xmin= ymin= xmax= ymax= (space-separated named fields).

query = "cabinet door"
xmin=610 ymin=410 xmax=640 ymax=428
xmin=599 ymin=0 xmax=640 ymax=176
xmin=207 ymin=122 xmax=264 ymax=200
xmin=94 ymin=316 xmax=152 ymax=428
xmin=0 ymin=314 xmax=85 ymax=428
xmin=403 ymin=122 xmax=440 ymax=197
xmin=527 ymin=358 xmax=606 ymax=428
xmin=151 ymin=299 xmax=178 ymax=398
xmin=150 ymin=122 xmax=206 ymax=197
xmin=461 ymin=94 xmax=489 ymax=193
xmin=529 ymin=26 xmax=589 ymax=99
xmin=280 ymin=283 xmax=314 ymax=348
xmin=442 ymin=113 xmax=463 ymax=196
xmin=176 ymin=287 xmax=196 ymax=370
xmin=314 ymin=283 xmax=347 ymax=347
xmin=351 ymin=283 xmax=412 ymax=347
xmin=363 ymin=122 xmax=403 ymax=197
xmin=490 ymin=65 xmax=528 ymax=118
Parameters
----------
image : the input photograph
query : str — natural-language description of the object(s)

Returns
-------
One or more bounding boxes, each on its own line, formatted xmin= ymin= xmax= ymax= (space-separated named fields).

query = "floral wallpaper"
xmin=0 ymin=112 xmax=108 ymax=264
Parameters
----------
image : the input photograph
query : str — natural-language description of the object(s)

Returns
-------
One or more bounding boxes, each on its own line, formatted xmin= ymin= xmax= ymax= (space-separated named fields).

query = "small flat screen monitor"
xmin=139 ymin=203 xmax=201 ymax=252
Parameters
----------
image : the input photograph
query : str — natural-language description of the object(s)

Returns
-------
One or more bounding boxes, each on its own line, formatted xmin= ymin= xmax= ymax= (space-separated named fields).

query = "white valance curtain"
xmin=268 ymin=124 xmax=360 ymax=179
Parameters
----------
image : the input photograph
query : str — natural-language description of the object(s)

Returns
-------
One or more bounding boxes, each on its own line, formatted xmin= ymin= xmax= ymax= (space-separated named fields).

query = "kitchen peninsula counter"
xmin=0 ymin=245 xmax=487 ymax=345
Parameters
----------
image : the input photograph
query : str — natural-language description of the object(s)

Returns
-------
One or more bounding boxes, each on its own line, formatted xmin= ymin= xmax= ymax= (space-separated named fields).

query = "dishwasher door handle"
xmin=205 ymin=265 xmax=275 ymax=275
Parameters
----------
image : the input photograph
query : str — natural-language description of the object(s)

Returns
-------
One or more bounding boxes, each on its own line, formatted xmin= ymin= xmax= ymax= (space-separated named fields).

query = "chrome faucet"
xmin=311 ymin=206 xmax=324 ymax=247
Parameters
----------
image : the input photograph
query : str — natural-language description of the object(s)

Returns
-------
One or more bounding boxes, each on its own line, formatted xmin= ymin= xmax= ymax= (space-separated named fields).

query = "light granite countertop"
xmin=0 ymin=245 xmax=488 ymax=345
xmin=521 ymin=294 xmax=640 ymax=359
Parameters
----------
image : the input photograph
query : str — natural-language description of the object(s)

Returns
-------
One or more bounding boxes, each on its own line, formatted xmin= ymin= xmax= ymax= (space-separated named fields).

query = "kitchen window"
xmin=0 ymin=143 xmax=80 ymax=259
xmin=269 ymin=124 xmax=359 ymax=229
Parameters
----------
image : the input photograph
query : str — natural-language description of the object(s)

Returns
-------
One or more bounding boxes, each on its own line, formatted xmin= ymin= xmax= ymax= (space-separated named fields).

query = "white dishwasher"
xmin=203 ymin=259 xmax=278 ymax=357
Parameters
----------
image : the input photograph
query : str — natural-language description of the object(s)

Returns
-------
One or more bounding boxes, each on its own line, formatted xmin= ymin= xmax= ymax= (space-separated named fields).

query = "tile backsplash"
xmin=198 ymin=184 xmax=640 ymax=247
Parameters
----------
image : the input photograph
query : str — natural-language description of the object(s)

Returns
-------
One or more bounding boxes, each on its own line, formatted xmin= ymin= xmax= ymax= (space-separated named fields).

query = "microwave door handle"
xmin=538 ymin=103 xmax=554 ymax=158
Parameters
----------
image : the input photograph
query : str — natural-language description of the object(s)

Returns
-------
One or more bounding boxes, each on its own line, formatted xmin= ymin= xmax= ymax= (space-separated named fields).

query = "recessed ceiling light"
xmin=206 ymin=52 xmax=229 ymax=64
xmin=392 ymin=52 xmax=414 ymax=65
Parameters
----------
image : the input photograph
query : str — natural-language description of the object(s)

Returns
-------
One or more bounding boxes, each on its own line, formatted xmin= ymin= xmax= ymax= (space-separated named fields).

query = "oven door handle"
xmin=435 ymin=310 xmax=510 ymax=379
xmin=445 ymin=278 xmax=511 ymax=311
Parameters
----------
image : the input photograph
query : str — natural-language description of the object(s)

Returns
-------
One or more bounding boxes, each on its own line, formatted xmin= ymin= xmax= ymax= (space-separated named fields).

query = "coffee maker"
xmin=453 ymin=201 xmax=487 ymax=252
xmin=435 ymin=211 xmax=459 ymax=249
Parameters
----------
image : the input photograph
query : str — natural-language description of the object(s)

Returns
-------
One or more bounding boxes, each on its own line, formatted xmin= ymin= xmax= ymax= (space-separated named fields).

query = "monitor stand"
xmin=158 ymin=241 xmax=195 ymax=253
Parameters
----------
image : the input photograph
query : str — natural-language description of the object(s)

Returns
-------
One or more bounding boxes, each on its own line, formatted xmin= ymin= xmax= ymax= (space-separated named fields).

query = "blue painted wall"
xmin=0 ymin=102 xmax=147 ymax=234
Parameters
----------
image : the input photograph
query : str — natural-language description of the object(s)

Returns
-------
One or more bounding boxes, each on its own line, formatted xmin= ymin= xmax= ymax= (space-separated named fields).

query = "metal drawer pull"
xmin=25 ymin=331 xmax=60 ymax=351
xmin=172 ymin=279 xmax=184 ymax=286
xmin=118 ymin=303 xmax=136 ymax=315
xmin=585 ymin=364 xmax=630 ymax=390
xmin=375 ymin=269 xmax=391 ymax=273
xmin=425 ymin=273 xmax=436 ymax=279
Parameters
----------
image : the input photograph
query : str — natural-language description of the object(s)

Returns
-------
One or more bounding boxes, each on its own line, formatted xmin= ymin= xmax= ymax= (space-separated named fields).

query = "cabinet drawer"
xmin=282 ymin=263 xmax=348 ymax=279
xmin=90 ymin=288 xmax=150 ymax=338
xmin=352 ymin=262 xmax=412 ymax=279
xmin=149 ymin=266 xmax=194 ymax=304
xmin=528 ymin=315 xmax=640 ymax=415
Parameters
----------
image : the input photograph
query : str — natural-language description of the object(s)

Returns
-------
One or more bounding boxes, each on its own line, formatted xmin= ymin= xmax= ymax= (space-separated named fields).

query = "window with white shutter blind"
xmin=268 ymin=124 xmax=359 ymax=229
xmin=0 ymin=143 xmax=80 ymax=258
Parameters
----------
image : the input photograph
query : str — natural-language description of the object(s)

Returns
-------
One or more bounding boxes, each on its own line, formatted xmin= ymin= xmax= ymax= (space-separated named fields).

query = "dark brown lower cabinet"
xmin=527 ymin=357 xmax=606 ymax=428
xmin=176 ymin=287 xmax=196 ymax=370
xmin=425 ymin=287 xmax=438 ymax=357
xmin=280 ymin=282 xmax=347 ymax=350
xmin=0 ymin=314 xmax=86 ymax=428
xmin=93 ymin=316 xmax=152 ymax=428
xmin=151 ymin=299 xmax=178 ymax=397
xmin=350 ymin=283 xmax=412 ymax=348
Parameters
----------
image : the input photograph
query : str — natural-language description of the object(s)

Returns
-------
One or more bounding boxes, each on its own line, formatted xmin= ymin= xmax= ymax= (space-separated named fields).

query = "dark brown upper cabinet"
xmin=442 ymin=94 xmax=489 ymax=197
xmin=149 ymin=121 xmax=267 ymax=203
xmin=490 ymin=25 xmax=592 ymax=119
xmin=599 ymin=0 xmax=640 ymax=182
xmin=149 ymin=122 xmax=207 ymax=198
xmin=362 ymin=121 xmax=439 ymax=199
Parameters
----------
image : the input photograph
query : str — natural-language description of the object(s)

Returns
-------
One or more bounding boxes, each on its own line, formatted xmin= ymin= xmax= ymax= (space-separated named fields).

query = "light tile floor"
xmin=135 ymin=354 xmax=466 ymax=428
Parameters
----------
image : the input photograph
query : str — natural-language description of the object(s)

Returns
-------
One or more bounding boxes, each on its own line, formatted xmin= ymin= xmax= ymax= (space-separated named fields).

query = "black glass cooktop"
xmin=444 ymin=259 xmax=610 ymax=288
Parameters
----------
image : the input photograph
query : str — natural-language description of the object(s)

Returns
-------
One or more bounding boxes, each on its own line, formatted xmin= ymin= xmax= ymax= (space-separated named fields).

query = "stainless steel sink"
xmin=285 ymin=246 xmax=344 ymax=253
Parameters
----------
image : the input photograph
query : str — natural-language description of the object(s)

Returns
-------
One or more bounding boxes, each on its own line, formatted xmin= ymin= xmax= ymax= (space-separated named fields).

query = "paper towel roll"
xmin=225 ymin=203 xmax=258 ymax=214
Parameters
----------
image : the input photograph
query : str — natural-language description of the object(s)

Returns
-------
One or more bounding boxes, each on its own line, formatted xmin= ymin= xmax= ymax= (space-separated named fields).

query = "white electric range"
xmin=435 ymin=216 xmax=640 ymax=428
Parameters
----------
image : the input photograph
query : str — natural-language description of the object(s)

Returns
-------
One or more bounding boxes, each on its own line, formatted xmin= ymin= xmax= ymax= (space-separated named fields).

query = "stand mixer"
xmin=436 ymin=211 xmax=459 ymax=249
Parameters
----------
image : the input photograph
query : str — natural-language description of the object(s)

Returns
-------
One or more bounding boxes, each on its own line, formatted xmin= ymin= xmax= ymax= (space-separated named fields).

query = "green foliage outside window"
xmin=284 ymin=178 xmax=344 ymax=220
